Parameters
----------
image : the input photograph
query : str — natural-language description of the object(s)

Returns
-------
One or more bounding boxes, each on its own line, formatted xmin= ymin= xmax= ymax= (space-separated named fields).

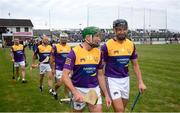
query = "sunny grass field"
xmin=0 ymin=44 xmax=180 ymax=112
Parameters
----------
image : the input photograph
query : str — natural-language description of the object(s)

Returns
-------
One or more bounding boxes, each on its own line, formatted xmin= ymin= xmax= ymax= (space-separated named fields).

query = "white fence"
xmin=68 ymin=40 xmax=179 ymax=47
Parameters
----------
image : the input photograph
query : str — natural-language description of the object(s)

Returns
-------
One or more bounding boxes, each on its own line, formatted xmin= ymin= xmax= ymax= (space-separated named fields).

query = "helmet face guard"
xmin=82 ymin=26 xmax=101 ymax=48
xmin=59 ymin=33 xmax=68 ymax=44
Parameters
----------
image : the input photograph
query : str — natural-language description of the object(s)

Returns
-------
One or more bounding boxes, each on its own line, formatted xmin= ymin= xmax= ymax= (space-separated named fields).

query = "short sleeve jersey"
xmin=35 ymin=44 xmax=52 ymax=63
xmin=101 ymin=38 xmax=138 ymax=78
xmin=11 ymin=44 xmax=25 ymax=62
xmin=53 ymin=44 xmax=71 ymax=70
xmin=63 ymin=44 xmax=103 ymax=88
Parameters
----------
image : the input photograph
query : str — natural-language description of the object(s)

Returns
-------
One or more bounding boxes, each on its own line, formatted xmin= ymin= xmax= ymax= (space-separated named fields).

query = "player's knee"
xmin=88 ymin=104 xmax=102 ymax=112
xmin=73 ymin=109 xmax=83 ymax=112
xmin=56 ymin=82 xmax=61 ymax=86
xmin=114 ymin=106 xmax=125 ymax=112
xmin=21 ymin=67 xmax=25 ymax=71
xmin=48 ymin=76 xmax=52 ymax=80
xmin=48 ymin=73 xmax=53 ymax=79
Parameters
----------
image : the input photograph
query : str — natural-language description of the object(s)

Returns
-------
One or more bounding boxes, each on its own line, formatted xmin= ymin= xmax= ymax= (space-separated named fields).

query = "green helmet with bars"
xmin=82 ymin=26 xmax=101 ymax=39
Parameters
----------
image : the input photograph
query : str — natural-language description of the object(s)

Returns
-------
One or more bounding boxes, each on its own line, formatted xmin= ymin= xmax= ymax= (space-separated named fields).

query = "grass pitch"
xmin=0 ymin=44 xmax=180 ymax=112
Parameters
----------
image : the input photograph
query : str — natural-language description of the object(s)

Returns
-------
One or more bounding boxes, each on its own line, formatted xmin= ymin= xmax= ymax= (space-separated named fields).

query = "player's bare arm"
xmin=97 ymin=69 xmax=111 ymax=107
xmin=32 ymin=53 xmax=37 ymax=66
xmin=50 ymin=49 xmax=55 ymax=70
xmin=131 ymin=59 xmax=147 ymax=93
xmin=10 ymin=48 xmax=14 ymax=62
xmin=62 ymin=68 xmax=83 ymax=102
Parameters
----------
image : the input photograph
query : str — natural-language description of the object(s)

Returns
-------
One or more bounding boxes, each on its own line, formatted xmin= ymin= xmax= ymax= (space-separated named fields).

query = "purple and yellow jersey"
xmin=35 ymin=44 xmax=52 ymax=63
xmin=53 ymin=44 xmax=71 ymax=70
xmin=11 ymin=44 xmax=25 ymax=62
xmin=101 ymin=38 xmax=138 ymax=78
xmin=64 ymin=44 xmax=103 ymax=88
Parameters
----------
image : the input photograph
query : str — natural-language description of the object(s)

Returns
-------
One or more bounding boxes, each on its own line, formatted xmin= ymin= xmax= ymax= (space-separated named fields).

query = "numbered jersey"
xmin=64 ymin=44 xmax=103 ymax=88
xmin=11 ymin=44 xmax=25 ymax=62
xmin=101 ymin=38 xmax=138 ymax=78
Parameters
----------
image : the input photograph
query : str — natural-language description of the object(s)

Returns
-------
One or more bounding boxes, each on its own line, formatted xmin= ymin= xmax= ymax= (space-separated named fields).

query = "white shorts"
xmin=106 ymin=76 xmax=130 ymax=100
xmin=14 ymin=61 xmax=25 ymax=67
xmin=55 ymin=70 xmax=63 ymax=80
xmin=73 ymin=86 xmax=102 ymax=110
xmin=39 ymin=63 xmax=52 ymax=74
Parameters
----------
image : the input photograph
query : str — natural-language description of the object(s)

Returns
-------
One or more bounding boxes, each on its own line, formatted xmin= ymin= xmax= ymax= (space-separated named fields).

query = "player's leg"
xmin=55 ymin=79 xmax=62 ymax=91
xmin=111 ymin=98 xmax=128 ymax=112
xmin=64 ymin=85 xmax=70 ymax=98
xmin=46 ymin=64 xmax=55 ymax=94
xmin=20 ymin=61 xmax=26 ymax=83
xmin=106 ymin=77 xmax=129 ymax=112
xmin=39 ymin=74 xmax=44 ymax=92
xmin=21 ymin=66 xmax=26 ymax=82
xmin=39 ymin=64 xmax=46 ymax=92
xmin=88 ymin=104 xmax=102 ymax=112
xmin=121 ymin=76 xmax=130 ymax=110
xmin=112 ymin=98 xmax=125 ymax=112
xmin=122 ymin=98 xmax=128 ymax=109
xmin=53 ymin=78 xmax=62 ymax=100
xmin=15 ymin=66 xmax=20 ymax=81
xmin=87 ymin=86 xmax=103 ymax=112
xmin=53 ymin=70 xmax=63 ymax=99
xmin=14 ymin=62 xmax=19 ymax=80
xmin=54 ymin=70 xmax=63 ymax=92
xmin=64 ymin=73 xmax=72 ymax=98
xmin=43 ymin=64 xmax=53 ymax=89
xmin=12 ymin=61 xmax=15 ymax=79
xmin=47 ymin=71 xmax=53 ymax=90
xmin=50 ymin=70 xmax=61 ymax=100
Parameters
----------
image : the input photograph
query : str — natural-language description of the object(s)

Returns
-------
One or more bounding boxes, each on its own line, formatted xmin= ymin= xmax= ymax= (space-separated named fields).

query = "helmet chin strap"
xmin=85 ymin=39 xmax=93 ymax=47
xmin=85 ymin=39 xmax=99 ymax=48
xmin=85 ymin=35 xmax=100 ymax=48
xmin=61 ymin=42 xmax=66 ymax=45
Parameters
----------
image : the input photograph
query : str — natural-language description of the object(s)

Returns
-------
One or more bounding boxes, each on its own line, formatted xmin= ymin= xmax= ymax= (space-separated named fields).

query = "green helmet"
xmin=82 ymin=26 xmax=101 ymax=39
